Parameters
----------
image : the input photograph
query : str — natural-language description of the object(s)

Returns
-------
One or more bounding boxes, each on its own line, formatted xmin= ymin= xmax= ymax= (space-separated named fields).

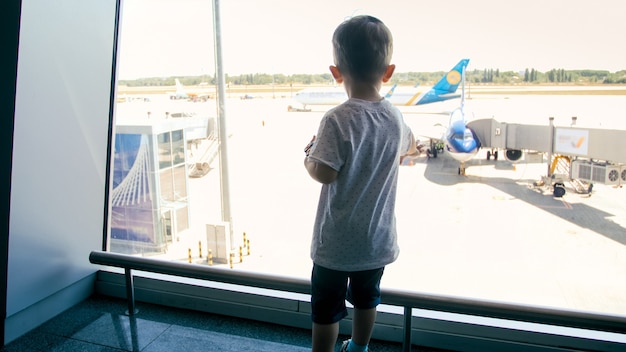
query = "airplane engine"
xmin=505 ymin=149 xmax=523 ymax=162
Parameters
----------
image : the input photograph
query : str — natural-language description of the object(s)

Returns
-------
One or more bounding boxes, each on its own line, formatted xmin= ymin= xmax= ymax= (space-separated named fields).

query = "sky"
xmin=117 ymin=0 xmax=626 ymax=79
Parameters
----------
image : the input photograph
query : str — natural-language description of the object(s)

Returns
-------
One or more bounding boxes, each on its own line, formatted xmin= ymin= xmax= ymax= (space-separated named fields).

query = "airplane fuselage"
xmin=292 ymin=59 xmax=470 ymax=108
xmin=293 ymin=87 xmax=346 ymax=106
xmin=293 ymin=86 xmax=464 ymax=107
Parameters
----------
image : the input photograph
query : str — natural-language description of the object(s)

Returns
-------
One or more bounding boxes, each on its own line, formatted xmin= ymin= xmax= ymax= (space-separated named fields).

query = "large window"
xmin=108 ymin=0 xmax=626 ymax=348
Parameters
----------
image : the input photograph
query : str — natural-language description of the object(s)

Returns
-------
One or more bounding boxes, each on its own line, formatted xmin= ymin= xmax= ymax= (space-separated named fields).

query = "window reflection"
xmin=111 ymin=123 xmax=192 ymax=254
xmin=110 ymin=133 xmax=159 ymax=252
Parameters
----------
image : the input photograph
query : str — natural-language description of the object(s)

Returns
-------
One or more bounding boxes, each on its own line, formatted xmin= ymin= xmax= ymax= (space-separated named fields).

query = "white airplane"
xmin=168 ymin=79 xmax=190 ymax=100
xmin=169 ymin=79 xmax=212 ymax=102
xmin=292 ymin=59 xmax=470 ymax=108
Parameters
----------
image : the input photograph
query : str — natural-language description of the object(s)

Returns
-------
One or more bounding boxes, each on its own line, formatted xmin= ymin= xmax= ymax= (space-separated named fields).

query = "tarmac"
xmin=119 ymin=94 xmax=626 ymax=320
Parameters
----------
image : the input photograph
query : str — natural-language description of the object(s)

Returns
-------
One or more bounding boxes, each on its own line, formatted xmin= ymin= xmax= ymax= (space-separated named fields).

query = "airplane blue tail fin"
xmin=432 ymin=59 xmax=470 ymax=94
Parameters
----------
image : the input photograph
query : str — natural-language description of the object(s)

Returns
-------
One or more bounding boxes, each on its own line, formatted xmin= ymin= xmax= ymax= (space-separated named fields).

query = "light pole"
xmin=212 ymin=0 xmax=234 ymax=252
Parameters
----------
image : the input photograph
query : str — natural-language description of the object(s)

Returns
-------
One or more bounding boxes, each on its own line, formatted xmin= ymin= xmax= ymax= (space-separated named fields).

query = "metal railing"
xmin=89 ymin=251 xmax=626 ymax=352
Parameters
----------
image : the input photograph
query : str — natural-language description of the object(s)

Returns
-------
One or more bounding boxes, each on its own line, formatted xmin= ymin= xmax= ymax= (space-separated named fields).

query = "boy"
xmin=303 ymin=15 xmax=418 ymax=352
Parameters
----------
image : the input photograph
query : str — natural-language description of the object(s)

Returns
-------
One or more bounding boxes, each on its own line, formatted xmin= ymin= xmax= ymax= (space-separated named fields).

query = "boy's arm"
xmin=402 ymin=134 xmax=421 ymax=157
xmin=399 ymin=134 xmax=424 ymax=164
xmin=304 ymin=158 xmax=338 ymax=184
xmin=303 ymin=135 xmax=339 ymax=184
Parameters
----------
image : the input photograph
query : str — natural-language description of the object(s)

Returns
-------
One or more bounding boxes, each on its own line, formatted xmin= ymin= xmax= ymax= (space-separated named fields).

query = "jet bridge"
xmin=467 ymin=118 xmax=552 ymax=159
xmin=467 ymin=118 xmax=626 ymax=193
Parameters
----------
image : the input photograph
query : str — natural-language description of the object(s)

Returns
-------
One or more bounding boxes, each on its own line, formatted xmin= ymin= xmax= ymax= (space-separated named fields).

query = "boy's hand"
xmin=399 ymin=141 xmax=424 ymax=166
xmin=304 ymin=135 xmax=316 ymax=156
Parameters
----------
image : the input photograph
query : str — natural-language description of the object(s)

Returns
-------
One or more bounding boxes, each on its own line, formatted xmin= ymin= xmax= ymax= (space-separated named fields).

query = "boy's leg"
xmin=351 ymin=307 xmax=377 ymax=346
xmin=311 ymin=264 xmax=349 ymax=352
xmin=346 ymin=267 xmax=385 ymax=349
xmin=312 ymin=322 xmax=339 ymax=352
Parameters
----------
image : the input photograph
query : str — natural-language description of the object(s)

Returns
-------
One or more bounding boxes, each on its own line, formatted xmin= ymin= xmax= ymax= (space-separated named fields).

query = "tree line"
xmin=467 ymin=68 xmax=626 ymax=84
xmin=120 ymin=68 xmax=626 ymax=87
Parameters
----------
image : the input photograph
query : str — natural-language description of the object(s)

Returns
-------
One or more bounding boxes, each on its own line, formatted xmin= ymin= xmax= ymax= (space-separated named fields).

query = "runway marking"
xmin=561 ymin=199 xmax=573 ymax=209
xmin=537 ymin=199 xmax=572 ymax=210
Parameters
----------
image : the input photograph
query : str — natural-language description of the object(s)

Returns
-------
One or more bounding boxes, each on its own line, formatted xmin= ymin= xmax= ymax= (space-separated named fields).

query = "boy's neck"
xmin=344 ymin=82 xmax=383 ymax=102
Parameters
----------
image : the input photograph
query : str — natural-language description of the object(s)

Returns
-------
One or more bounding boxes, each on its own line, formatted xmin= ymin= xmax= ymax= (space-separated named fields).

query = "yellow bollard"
xmin=208 ymin=249 xmax=213 ymax=266
xmin=243 ymin=232 xmax=247 ymax=248
xmin=229 ymin=252 xmax=234 ymax=269
xmin=239 ymin=246 xmax=243 ymax=263
xmin=188 ymin=248 xmax=192 ymax=263
xmin=198 ymin=241 xmax=202 ymax=258
xmin=246 ymin=239 xmax=250 ymax=255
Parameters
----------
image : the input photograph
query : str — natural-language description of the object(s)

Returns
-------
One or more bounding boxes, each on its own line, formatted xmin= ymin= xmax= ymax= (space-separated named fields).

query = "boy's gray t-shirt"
xmin=308 ymin=98 xmax=413 ymax=272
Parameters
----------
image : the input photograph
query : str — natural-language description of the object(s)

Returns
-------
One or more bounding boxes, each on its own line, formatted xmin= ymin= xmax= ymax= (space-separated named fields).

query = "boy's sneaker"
xmin=339 ymin=339 xmax=369 ymax=352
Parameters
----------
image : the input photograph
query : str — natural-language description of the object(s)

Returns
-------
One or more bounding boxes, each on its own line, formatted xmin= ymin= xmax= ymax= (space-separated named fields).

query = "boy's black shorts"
xmin=310 ymin=263 xmax=385 ymax=324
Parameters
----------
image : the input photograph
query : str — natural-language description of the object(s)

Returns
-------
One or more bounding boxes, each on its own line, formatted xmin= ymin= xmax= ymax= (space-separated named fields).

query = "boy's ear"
xmin=382 ymin=64 xmax=396 ymax=83
xmin=329 ymin=65 xmax=343 ymax=83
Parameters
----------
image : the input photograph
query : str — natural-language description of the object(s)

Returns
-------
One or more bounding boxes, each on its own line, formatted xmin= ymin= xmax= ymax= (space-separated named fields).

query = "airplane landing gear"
xmin=428 ymin=140 xmax=443 ymax=158
xmin=458 ymin=162 xmax=466 ymax=176
xmin=486 ymin=149 xmax=499 ymax=160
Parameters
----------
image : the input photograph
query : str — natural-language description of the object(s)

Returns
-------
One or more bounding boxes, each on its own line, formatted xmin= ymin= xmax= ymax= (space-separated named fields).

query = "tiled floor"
xmin=1 ymin=295 xmax=451 ymax=352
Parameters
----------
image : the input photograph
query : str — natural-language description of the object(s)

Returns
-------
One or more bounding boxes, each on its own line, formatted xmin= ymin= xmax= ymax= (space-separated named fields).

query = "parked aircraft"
xmin=428 ymin=71 xmax=480 ymax=175
xmin=169 ymin=79 xmax=190 ymax=100
xmin=287 ymin=84 xmax=397 ymax=112
xmin=291 ymin=59 xmax=470 ymax=108
xmin=420 ymin=64 xmax=523 ymax=175
xmin=169 ymin=79 xmax=212 ymax=102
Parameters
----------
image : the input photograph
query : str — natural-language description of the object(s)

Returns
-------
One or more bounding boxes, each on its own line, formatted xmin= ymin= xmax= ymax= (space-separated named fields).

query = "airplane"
xmin=417 ymin=63 xmax=524 ymax=176
xmin=418 ymin=63 xmax=480 ymax=175
xmin=436 ymin=106 xmax=481 ymax=176
xmin=169 ymin=79 xmax=190 ymax=100
xmin=287 ymin=84 xmax=397 ymax=112
xmin=291 ymin=59 xmax=470 ymax=108
xmin=169 ymin=79 xmax=212 ymax=102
